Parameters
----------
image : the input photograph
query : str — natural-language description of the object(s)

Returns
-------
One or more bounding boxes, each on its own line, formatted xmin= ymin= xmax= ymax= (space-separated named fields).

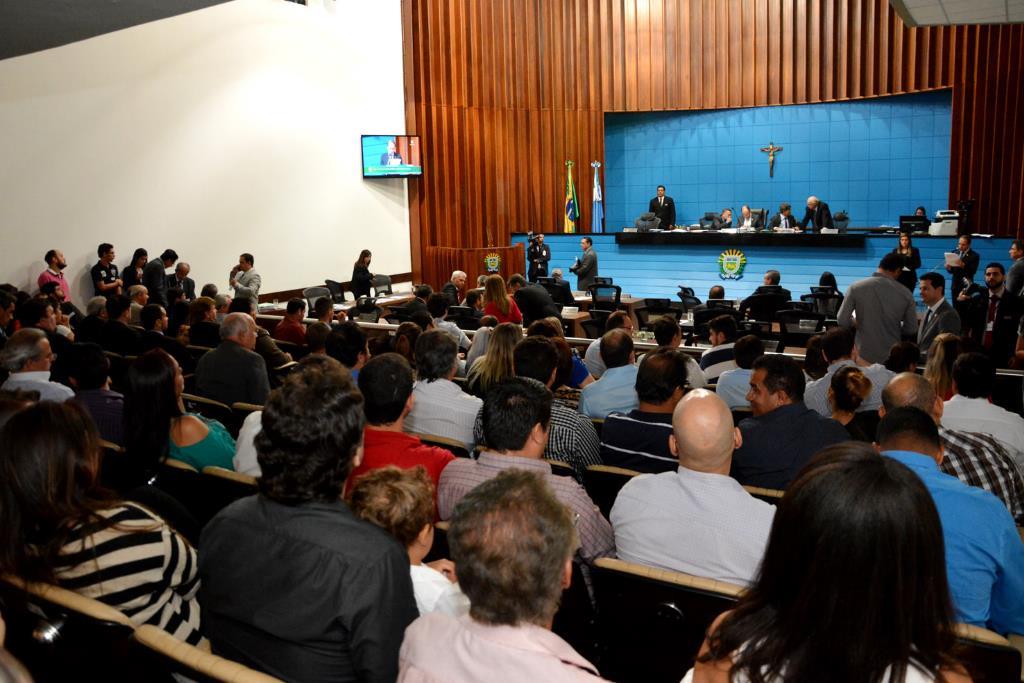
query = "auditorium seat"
xmin=545 ymin=459 xmax=576 ymax=477
xmin=742 ymin=484 xmax=785 ymax=505
xmin=181 ymin=393 xmax=238 ymax=437
xmin=588 ymin=284 xmax=623 ymax=313
xmin=590 ymin=417 xmax=604 ymax=437
xmin=408 ymin=432 xmax=471 ymax=459
xmin=271 ymin=338 xmax=305 ymax=361
xmin=730 ymin=408 xmax=752 ymax=425
xmin=551 ymin=561 xmax=598 ymax=663
xmin=185 ymin=344 xmax=213 ymax=364
xmin=954 ymin=623 xmax=1023 ymax=683
xmin=591 ymin=557 xmax=743 ymax=683
xmin=201 ymin=466 xmax=258 ymax=515
xmin=583 ymin=464 xmax=640 ymax=518
xmin=133 ymin=625 xmax=283 ymax=683
xmin=0 ymin=576 xmax=147 ymax=682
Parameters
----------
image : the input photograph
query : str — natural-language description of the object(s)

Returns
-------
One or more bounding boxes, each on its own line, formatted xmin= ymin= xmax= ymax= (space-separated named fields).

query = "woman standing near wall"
xmin=351 ymin=250 xmax=373 ymax=298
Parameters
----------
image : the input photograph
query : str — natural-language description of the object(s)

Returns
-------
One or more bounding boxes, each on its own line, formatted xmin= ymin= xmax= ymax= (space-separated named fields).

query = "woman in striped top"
xmin=0 ymin=402 xmax=203 ymax=645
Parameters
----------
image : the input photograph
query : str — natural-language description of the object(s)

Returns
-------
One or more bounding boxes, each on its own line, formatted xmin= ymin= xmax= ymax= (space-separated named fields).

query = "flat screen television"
xmin=362 ymin=135 xmax=422 ymax=178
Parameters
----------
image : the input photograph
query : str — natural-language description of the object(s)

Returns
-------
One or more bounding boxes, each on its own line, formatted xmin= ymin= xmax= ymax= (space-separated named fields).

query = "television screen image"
xmin=362 ymin=135 xmax=422 ymax=178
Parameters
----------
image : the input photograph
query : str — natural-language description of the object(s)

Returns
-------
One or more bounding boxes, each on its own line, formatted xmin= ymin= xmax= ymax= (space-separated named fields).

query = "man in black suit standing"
xmin=799 ymin=196 xmax=834 ymax=231
xmin=569 ymin=237 xmax=599 ymax=292
xmin=648 ymin=185 xmax=676 ymax=229
xmin=167 ymin=262 xmax=196 ymax=301
xmin=946 ymin=234 xmax=981 ymax=300
xmin=768 ymin=203 xmax=799 ymax=230
xmin=958 ymin=262 xmax=1024 ymax=368
xmin=527 ymin=234 xmax=551 ymax=282
xmin=143 ymin=249 xmax=178 ymax=308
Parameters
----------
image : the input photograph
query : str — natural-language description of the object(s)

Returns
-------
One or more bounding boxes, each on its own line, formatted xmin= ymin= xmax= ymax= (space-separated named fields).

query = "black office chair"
xmin=354 ymin=296 xmax=382 ymax=323
xmin=801 ymin=291 xmax=844 ymax=317
xmin=301 ymin=286 xmax=331 ymax=313
xmin=537 ymin=276 xmax=555 ymax=285
xmin=580 ymin=318 xmax=605 ymax=340
xmin=774 ymin=309 xmax=827 ymax=352
xmin=324 ymin=279 xmax=348 ymax=303
xmin=692 ymin=308 xmax=741 ymax=341
xmin=636 ymin=298 xmax=680 ymax=330
xmin=740 ymin=292 xmax=790 ymax=323
xmin=676 ymin=293 xmax=702 ymax=312
xmin=594 ymin=277 xmax=614 ymax=286
xmin=370 ymin=274 xmax=393 ymax=296
xmin=678 ymin=285 xmax=695 ymax=297
xmin=588 ymin=284 xmax=622 ymax=312
xmin=699 ymin=211 xmax=719 ymax=229
xmin=447 ymin=305 xmax=480 ymax=331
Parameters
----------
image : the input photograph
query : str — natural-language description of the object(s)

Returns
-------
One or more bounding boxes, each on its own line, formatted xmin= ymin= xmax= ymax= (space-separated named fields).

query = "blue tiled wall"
xmin=511 ymin=233 xmax=1013 ymax=306
xmin=603 ymin=91 xmax=952 ymax=230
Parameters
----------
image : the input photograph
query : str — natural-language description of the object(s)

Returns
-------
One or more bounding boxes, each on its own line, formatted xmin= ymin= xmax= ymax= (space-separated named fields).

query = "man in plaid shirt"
xmin=881 ymin=373 xmax=1024 ymax=524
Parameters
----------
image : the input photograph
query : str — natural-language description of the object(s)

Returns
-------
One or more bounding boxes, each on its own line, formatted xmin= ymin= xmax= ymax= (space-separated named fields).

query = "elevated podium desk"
xmin=614 ymin=231 xmax=866 ymax=248
xmin=511 ymin=231 xmax=1014 ymax=302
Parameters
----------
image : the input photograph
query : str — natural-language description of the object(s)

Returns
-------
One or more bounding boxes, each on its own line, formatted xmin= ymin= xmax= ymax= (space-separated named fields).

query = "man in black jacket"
xmin=527 ymin=234 xmax=551 ymax=282
xmin=508 ymin=274 xmax=560 ymax=325
xmin=947 ymin=234 xmax=981 ymax=300
xmin=958 ymin=262 xmax=1024 ymax=368
xmin=139 ymin=304 xmax=194 ymax=372
xmin=142 ymin=248 xmax=178 ymax=307
xmin=799 ymin=196 xmax=834 ymax=231
xmin=648 ymin=185 xmax=676 ymax=228
xmin=166 ymin=262 xmax=196 ymax=301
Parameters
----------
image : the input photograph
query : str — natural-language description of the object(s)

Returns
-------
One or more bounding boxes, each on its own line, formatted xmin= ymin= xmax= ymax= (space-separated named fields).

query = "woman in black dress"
xmin=351 ymin=249 xmax=373 ymax=298
xmin=892 ymin=232 xmax=921 ymax=292
xmin=122 ymin=248 xmax=148 ymax=289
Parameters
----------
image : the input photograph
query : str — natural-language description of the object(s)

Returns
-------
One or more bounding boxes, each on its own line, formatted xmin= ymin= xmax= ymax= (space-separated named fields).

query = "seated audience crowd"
xmin=2 ymin=245 xmax=1024 ymax=682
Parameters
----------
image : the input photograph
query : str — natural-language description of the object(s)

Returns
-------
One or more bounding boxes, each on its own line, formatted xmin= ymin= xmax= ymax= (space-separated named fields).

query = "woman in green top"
xmin=124 ymin=349 xmax=236 ymax=473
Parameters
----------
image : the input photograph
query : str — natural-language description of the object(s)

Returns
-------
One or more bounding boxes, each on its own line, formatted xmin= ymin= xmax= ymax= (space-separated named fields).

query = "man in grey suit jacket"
xmin=231 ymin=252 xmax=262 ymax=300
xmin=570 ymin=237 xmax=598 ymax=291
xmin=837 ymin=253 xmax=918 ymax=364
xmin=1006 ymin=240 xmax=1024 ymax=297
xmin=195 ymin=312 xmax=270 ymax=406
xmin=917 ymin=272 xmax=961 ymax=357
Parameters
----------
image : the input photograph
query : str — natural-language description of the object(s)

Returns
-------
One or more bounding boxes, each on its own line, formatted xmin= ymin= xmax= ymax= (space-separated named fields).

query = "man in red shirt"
xmin=346 ymin=353 xmax=455 ymax=509
xmin=273 ymin=298 xmax=307 ymax=345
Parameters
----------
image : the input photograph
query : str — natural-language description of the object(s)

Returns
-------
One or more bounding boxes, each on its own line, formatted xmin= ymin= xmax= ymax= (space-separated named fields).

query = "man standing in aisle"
xmin=527 ymin=234 xmax=551 ymax=282
xmin=231 ymin=252 xmax=262 ymax=300
xmin=649 ymin=185 xmax=676 ymax=229
xmin=569 ymin=237 xmax=598 ymax=292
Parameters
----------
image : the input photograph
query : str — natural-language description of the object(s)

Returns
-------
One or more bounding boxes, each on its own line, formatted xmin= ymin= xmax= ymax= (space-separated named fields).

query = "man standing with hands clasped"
xmin=649 ymin=185 xmax=675 ymax=229
xmin=527 ymin=234 xmax=551 ymax=282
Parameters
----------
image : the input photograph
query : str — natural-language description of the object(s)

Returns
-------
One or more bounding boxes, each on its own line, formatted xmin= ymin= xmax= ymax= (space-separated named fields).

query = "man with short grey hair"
xmin=441 ymin=270 xmax=467 ymax=307
xmin=800 ymin=194 xmax=834 ymax=231
xmin=214 ymin=293 xmax=232 ymax=323
xmin=836 ymin=253 xmax=918 ymax=364
xmin=76 ymin=295 xmax=110 ymax=345
xmin=128 ymin=284 xmax=148 ymax=324
xmin=195 ymin=313 xmax=269 ymax=406
xmin=0 ymin=328 xmax=74 ymax=402
xmin=400 ymin=469 xmax=602 ymax=681
xmin=168 ymin=261 xmax=196 ymax=300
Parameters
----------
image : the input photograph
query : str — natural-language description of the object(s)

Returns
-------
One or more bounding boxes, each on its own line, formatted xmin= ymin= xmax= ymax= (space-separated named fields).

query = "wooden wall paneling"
xmin=404 ymin=0 xmax=1022 ymax=286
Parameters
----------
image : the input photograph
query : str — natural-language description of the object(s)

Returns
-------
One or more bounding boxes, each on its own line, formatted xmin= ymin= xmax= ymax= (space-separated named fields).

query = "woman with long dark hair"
xmin=892 ymin=232 xmax=922 ymax=292
xmin=123 ymin=349 xmax=235 ymax=473
xmin=687 ymin=442 xmax=967 ymax=683
xmin=0 ymin=402 xmax=202 ymax=644
xmin=122 ymin=248 xmax=149 ymax=289
xmin=351 ymin=249 xmax=374 ymax=298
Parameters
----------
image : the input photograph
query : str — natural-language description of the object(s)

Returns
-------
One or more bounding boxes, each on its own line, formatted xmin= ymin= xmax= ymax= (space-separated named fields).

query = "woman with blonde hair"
xmin=923 ymin=333 xmax=962 ymax=401
xmin=466 ymin=322 xmax=521 ymax=397
xmin=481 ymin=275 xmax=522 ymax=324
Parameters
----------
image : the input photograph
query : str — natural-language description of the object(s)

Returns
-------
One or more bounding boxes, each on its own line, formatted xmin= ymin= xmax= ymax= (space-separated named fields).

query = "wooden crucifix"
xmin=760 ymin=142 xmax=783 ymax=177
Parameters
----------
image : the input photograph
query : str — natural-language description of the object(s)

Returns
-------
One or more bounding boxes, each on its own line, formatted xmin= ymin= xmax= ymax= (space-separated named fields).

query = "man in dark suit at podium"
xmin=799 ymin=196 xmax=834 ymax=231
xmin=649 ymin=185 xmax=675 ymax=229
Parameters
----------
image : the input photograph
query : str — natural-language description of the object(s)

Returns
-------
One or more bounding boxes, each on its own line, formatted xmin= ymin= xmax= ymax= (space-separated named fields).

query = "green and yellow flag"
xmin=564 ymin=160 xmax=579 ymax=233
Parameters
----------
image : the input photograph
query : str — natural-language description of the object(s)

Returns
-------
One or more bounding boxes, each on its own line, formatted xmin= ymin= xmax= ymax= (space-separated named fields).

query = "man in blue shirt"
xmin=579 ymin=329 xmax=639 ymax=419
xmin=878 ymin=407 xmax=1024 ymax=635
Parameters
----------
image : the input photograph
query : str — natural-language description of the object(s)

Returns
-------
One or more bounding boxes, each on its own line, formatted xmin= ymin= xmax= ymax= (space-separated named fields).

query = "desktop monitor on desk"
xmin=899 ymin=215 xmax=930 ymax=233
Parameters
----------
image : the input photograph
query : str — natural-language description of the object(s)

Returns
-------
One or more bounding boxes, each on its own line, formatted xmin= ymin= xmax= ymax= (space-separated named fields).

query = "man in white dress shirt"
xmin=942 ymin=352 xmax=1024 ymax=469
xmin=405 ymin=330 xmax=482 ymax=452
xmin=0 ymin=328 xmax=74 ymax=402
xmin=610 ymin=389 xmax=775 ymax=586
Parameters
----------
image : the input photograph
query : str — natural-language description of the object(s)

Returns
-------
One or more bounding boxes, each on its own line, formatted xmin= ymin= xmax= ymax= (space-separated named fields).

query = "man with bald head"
xmin=881 ymin=372 xmax=1024 ymax=524
xmin=610 ymin=390 xmax=775 ymax=585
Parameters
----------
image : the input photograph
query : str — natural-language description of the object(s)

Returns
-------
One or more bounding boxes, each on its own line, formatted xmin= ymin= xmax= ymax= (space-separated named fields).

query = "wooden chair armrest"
xmin=133 ymin=625 xmax=283 ymax=682
xmin=2 ymin=576 xmax=133 ymax=626
xmin=202 ymin=466 xmax=258 ymax=486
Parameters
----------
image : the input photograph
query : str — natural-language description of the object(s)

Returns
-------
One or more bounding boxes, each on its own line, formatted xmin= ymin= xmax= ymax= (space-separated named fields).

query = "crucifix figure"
xmin=760 ymin=142 xmax=783 ymax=178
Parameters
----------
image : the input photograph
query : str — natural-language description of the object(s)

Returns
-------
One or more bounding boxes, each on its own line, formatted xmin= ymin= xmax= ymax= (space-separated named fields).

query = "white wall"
xmin=0 ymin=0 xmax=410 ymax=305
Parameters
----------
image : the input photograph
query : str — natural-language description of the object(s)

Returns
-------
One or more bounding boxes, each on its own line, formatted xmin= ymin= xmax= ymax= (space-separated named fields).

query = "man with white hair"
xmin=76 ymin=296 xmax=109 ymax=345
xmin=610 ymin=389 xmax=775 ymax=585
xmin=195 ymin=312 xmax=270 ymax=406
xmin=799 ymin=195 xmax=834 ymax=231
xmin=0 ymin=328 xmax=74 ymax=402
xmin=441 ymin=270 xmax=467 ymax=307
xmin=128 ymin=284 xmax=149 ymax=324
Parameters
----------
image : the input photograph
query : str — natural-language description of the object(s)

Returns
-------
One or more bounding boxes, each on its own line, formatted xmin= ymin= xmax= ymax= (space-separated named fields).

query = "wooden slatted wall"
xmin=403 ymin=0 xmax=1022 ymax=285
